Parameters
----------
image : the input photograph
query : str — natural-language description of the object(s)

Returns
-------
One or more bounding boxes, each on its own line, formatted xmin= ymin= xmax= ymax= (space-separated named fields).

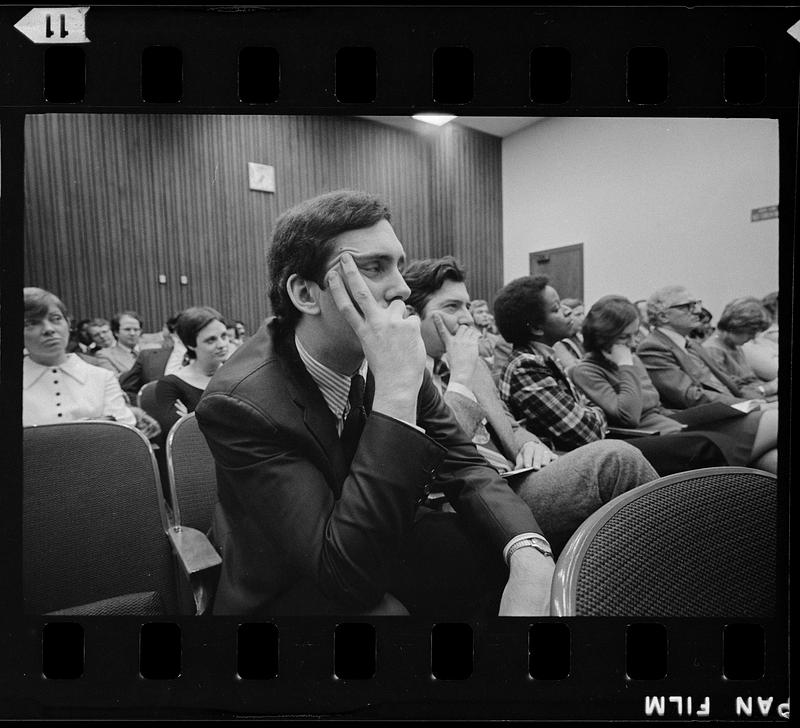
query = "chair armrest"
xmin=166 ymin=526 xmax=221 ymax=615
xmin=606 ymin=426 xmax=661 ymax=438
xmin=167 ymin=525 xmax=221 ymax=575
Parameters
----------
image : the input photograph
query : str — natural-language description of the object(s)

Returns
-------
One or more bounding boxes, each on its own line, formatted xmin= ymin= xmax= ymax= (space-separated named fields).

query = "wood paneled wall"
xmin=25 ymin=115 xmax=503 ymax=331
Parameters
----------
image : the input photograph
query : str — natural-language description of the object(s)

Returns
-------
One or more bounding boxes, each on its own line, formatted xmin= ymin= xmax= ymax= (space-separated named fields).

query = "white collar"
xmin=23 ymin=353 xmax=88 ymax=389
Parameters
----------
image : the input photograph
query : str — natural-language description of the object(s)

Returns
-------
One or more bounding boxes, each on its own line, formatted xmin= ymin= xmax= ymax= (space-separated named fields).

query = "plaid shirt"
xmin=499 ymin=342 xmax=607 ymax=451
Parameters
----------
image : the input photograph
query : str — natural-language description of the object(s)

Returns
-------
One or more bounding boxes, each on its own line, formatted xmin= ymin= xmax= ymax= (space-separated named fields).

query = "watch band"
xmin=506 ymin=536 xmax=553 ymax=563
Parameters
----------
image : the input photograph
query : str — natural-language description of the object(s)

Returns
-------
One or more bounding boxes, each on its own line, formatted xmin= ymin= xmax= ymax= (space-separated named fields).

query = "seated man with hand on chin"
xmin=402 ymin=257 xmax=658 ymax=556
xmin=196 ymin=190 xmax=556 ymax=618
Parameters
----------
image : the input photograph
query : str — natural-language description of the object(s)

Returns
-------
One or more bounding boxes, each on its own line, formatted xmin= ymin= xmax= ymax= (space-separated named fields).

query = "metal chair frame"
xmin=550 ymin=466 xmax=777 ymax=616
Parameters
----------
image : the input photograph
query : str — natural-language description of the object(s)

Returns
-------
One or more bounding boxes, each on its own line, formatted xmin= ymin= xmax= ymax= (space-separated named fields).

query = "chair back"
xmin=166 ymin=412 xmax=219 ymax=532
xmin=165 ymin=412 xmax=221 ymax=613
xmin=551 ymin=467 xmax=777 ymax=617
xmin=23 ymin=421 xmax=179 ymax=615
xmin=138 ymin=380 xmax=159 ymax=413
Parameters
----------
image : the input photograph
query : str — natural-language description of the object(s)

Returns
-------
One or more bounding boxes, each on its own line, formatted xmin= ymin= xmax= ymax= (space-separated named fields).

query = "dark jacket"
xmin=637 ymin=329 xmax=743 ymax=409
xmin=195 ymin=318 xmax=540 ymax=615
xmin=119 ymin=348 xmax=172 ymax=400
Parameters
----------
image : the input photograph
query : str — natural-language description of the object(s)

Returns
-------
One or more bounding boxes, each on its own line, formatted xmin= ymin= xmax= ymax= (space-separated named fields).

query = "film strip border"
xmin=1 ymin=4 xmax=795 ymax=720
xmin=0 ymin=6 xmax=798 ymax=109
xmin=20 ymin=618 xmax=789 ymax=720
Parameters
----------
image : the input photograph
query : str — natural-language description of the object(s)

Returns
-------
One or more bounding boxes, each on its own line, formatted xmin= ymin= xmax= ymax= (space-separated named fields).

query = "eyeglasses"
xmin=667 ymin=299 xmax=702 ymax=311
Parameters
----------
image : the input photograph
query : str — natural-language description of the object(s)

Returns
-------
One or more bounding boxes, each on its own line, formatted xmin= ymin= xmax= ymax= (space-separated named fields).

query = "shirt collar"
xmin=295 ymin=335 xmax=367 ymax=419
xmin=23 ymin=353 xmax=87 ymax=389
xmin=117 ymin=341 xmax=139 ymax=356
xmin=657 ymin=326 xmax=687 ymax=349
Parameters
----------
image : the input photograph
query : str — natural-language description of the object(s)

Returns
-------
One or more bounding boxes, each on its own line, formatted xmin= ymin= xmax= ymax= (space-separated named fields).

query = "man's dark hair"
xmin=493 ymin=275 xmax=550 ymax=347
xmin=582 ymin=295 xmax=639 ymax=355
xmin=402 ymin=256 xmax=466 ymax=315
xmin=111 ymin=310 xmax=143 ymax=334
xmin=165 ymin=312 xmax=182 ymax=333
xmin=267 ymin=190 xmax=391 ymax=327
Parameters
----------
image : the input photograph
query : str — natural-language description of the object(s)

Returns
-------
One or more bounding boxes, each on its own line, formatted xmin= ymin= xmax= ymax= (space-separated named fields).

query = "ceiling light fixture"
xmin=411 ymin=113 xmax=457 ymax=127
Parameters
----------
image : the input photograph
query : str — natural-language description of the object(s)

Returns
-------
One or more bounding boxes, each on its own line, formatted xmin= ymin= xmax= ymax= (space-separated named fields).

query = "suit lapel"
xmin=685 ymin=339 xmax=741 ymax=395
xmin=655 ymin=330 xmax=734 ymax=395
xmin=274 ymin=328 xmax=349 ymax=497
xmin=654 ymin=330 xmax=699 ymax=375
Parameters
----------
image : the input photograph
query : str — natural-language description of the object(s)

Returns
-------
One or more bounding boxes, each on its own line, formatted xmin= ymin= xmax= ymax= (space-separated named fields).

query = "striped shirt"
xmin=295 ymin=335 xmax=368 ymax=435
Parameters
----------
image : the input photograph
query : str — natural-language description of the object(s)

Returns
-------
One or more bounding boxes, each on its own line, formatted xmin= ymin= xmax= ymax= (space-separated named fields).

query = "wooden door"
xmin=529 ymin=243 xmax=584 ymax=301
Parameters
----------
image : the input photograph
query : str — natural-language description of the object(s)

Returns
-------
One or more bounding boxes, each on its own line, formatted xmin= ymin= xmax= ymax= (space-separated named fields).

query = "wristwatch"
xmin=506 ymin=536 xmax=553 ymax=563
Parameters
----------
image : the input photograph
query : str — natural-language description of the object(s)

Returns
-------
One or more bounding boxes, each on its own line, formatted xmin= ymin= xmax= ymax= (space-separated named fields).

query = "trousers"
xmin=510 ymin=439 xmax=658 ymax=556
xmin=261 ymin=440 xmax=658 ymax=616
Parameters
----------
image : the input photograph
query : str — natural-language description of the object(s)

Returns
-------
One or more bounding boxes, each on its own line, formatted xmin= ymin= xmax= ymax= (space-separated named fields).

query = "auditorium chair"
xmin=550 ymin=466 xmax=777 ymax=617
xmin=23 ymin=421 xmax=181 ymax=615
xmin=137 ymin=380 xmax=159 ymax=413
xmin=165 ymin=412 xmax=222 ymax=614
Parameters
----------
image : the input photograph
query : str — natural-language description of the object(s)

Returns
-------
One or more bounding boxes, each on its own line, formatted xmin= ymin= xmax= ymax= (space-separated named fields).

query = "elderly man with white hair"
xmin=637 ymin=284 xmax=778 ymax=473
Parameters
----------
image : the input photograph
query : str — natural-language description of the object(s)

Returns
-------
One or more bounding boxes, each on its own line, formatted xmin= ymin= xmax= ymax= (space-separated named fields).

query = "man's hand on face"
xmin=432 ymin=313 xmax=479 ymax=388
xmin=327 ymin=253 xmax=426 ymax=424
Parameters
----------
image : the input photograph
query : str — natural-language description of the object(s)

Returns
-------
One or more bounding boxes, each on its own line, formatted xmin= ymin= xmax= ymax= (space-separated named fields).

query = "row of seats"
xmin=23 ymin=416 xmax=220 ymax=616
xmin=23 ymin=418 xmax=777 ymax=617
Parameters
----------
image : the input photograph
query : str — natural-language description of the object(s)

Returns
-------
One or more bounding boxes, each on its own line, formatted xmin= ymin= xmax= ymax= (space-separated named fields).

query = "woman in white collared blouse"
xmin=22 ymin=287 xmax=137 ymax=427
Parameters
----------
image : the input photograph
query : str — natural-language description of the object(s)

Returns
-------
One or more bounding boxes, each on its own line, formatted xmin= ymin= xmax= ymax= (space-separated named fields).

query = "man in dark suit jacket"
xmin=119 ymin=346 xmax=172 ymax=401
xmin=637 ymin=286 xmax=749 ymax=409
xmin=195 ymin=191 xmax=554 ymax=617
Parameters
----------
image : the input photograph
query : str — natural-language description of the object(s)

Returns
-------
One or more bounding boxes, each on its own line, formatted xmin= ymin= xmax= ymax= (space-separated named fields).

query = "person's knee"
xmin=584 ymin=439 xmax=654 ymax=473
xmin=581 ymin=439 xmax=658 ymax=499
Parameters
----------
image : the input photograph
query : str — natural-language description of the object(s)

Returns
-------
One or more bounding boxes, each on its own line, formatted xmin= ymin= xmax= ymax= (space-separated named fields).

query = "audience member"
xmin=95 ymin=310 xmax=143 ymax=376
xmin=637 ymin=286 xmax=767 ymax=407
xmin=687 ymin=307 xmax=715 ymax=342
xmin=742 ymin=291 xmax=779 ymax=381
xmin=468 ymin=299 xmax=503 ymax=365
xmin=552 ymin=297 xmax=585 ymax=372
xmin=234 ymin=320 xmax=248 ymax=342
xmin=196 ymin=190 xmax=555 ymax=617
xmin=493 ymin=276 xmax=729 ymax=474
xmin=119 ymin=313 xmax=183 ymax=401
xmin=151 ymin=306 xmax=230 ymax=438
xmin=703 ymin=297 xmax=778 ymax=398
xmin=87 ymin=317 xmax=116 ymax=351
xmin=22 ymin=288 xmax=160 ymax=440
xmin=573 ymin=295 xmax=777 ymax=471
xmin=225 ymin=321 xmax=242 ymax=352
xmin=632 ymin=299 xmax=651 ymax=346
xmin=469 ymin=299 xmax=514 ymax=382
xmin=637 ymin=285 xmax=777 ymax=473
xmin=67 ymin=318 xmax=92 ymax=354
xmin=403 ymin=257 xmax=657 ymax=555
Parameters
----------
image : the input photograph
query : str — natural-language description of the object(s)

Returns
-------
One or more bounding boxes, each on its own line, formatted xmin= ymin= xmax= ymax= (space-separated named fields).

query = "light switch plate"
xmin=248 ymin=163 xmax=276 ymax=193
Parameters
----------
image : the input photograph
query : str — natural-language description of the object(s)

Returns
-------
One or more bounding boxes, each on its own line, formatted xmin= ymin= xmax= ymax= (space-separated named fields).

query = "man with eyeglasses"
xmin=493 ymin=275 xmax=727 ymax=475
xmin=637 ymin=286 xmax=747 ymax=409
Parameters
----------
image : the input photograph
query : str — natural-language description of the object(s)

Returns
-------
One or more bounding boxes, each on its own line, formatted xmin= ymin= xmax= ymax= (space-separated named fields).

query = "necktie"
xmin=340 ymin=374 xmax=366 ymax=467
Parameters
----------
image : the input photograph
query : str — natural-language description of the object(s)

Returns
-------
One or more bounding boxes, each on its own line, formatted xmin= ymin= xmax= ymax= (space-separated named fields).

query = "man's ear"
xmin=529 ymin=323 xmax=544 ymax=337
xmin=286 ymin=273 xmax=322 ymax=317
